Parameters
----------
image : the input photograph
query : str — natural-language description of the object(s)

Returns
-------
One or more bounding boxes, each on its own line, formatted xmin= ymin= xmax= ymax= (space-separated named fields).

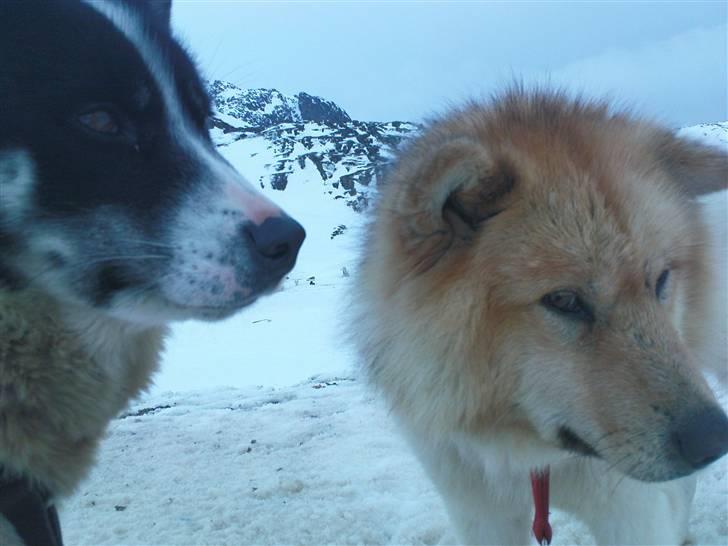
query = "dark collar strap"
xmin=0 ymin=476 xmax=63 ymax=546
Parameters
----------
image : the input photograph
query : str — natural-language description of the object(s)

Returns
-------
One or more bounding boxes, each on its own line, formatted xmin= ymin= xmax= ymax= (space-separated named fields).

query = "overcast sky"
xmin=172 ymin=2 xmax=726 ymax=128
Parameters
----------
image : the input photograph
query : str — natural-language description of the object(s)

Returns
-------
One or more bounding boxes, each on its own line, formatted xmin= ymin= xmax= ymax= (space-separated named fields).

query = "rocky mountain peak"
xmin=297 ymin=92 xmax=351 ymax=125
xmin=207 ymin=80 xmax=419 ymax=211
xmin=208 ymin=80 xmax=352 ymax=129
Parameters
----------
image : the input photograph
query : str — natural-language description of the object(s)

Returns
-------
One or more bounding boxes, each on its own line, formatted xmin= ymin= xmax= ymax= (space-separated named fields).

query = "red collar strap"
xmin=530 ymin=466 xmax=552 ymax=545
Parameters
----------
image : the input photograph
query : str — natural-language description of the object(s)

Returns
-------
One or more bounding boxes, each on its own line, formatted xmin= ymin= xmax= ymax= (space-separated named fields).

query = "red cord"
xmin=530 ymin=467 xmax=552 ymax=545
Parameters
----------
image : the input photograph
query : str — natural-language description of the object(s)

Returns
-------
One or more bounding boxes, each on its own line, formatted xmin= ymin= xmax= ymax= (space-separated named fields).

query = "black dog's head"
xmin=0 ymin=0 xmax=305 ymax=323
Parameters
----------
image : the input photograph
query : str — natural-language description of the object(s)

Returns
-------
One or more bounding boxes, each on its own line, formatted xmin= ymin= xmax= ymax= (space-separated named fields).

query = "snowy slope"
xmin=214 ymin=120 xmax=415 ymax=211
xmin=678 ymin=121 xmax=728 ymax=145
xmin=58 ymin=110 xmax=728 ymax=544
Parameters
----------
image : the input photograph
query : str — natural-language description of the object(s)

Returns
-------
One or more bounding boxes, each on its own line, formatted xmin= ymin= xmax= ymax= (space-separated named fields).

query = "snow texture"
xmin=58 ymin=110 xmax=728 ymax=544
xmin=59 ymin=377 xmax=728 ymax=546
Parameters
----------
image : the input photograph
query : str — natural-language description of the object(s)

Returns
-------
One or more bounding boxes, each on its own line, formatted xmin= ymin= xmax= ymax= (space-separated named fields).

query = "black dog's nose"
xmin=673 ymin=407 xmax=728 ymax=470
xmin=243 ymin=216 xmax=305 ymax=265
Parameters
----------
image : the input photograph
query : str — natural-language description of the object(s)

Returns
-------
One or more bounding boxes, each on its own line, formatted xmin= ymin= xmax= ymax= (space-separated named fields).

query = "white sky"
xmin=172 ymin=1 xmax=727 ymax=127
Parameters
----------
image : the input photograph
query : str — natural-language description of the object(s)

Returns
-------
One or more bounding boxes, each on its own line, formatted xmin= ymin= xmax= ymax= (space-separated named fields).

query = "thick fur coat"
xmin=0 ymin=288 xmax=165 ymax=499
xmin=0 ymin=1 xmax=303 ymax=543
xmin=0 ymin=289 xmax=165 ymax=544
xmin=352 ymin=90 xmax=728 ymax=545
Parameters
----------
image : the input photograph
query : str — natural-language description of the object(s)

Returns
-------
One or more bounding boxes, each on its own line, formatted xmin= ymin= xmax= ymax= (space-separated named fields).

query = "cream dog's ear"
xmin=655 ymin=131 xmax=727 ymax=197
xmin=384 ymin=137 xmax=517 ymax=274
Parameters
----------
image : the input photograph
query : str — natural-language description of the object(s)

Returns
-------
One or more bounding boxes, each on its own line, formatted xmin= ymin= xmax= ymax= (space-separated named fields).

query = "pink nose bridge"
xmin=225 ymin=183 xmax=282 ymax=225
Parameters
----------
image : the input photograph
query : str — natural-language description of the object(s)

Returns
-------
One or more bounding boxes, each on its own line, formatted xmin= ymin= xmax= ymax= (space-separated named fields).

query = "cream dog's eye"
xmin=541 ymin=290 xmax=593 ymax=321
xmin=656 ymin=269 xmax=670 ymax=301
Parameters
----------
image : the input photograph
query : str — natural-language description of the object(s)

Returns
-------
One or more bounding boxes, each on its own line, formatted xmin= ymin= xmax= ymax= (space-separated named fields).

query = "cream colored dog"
xmin=352 ymin=90 xmax=728 ymax=545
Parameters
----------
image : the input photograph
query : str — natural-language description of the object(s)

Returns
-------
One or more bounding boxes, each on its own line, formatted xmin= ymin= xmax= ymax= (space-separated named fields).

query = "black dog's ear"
xmin=125 ymin=0 xmax=172 ymax=27
xmin=655 ymin=131 xmax=728 ymax=197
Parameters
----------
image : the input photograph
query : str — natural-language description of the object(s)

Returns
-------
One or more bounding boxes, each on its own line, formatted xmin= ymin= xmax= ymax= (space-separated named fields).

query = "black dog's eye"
xmin=78 ymin=109 xmax=120 ymax=135
xmin=655 ymin=269 xmax=670 ymax=300
xmin=541 ymin=290 xmax=592 ymax=321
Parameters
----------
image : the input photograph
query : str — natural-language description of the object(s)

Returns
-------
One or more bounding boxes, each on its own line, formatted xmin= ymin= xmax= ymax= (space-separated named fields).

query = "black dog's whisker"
xmin=116 ymin=238 xmax=178 ymax=250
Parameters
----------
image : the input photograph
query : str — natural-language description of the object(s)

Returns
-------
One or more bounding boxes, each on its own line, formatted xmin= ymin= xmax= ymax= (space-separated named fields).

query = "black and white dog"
xmin=0 ymin=1 xmax=304 ymax=544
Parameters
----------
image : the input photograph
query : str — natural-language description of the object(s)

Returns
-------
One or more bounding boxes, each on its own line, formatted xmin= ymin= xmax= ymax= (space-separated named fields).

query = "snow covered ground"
xmin=58 ymin=375 xmax=728 ymax=546
xmin=59 ymin=129 xmax=728 ymax=544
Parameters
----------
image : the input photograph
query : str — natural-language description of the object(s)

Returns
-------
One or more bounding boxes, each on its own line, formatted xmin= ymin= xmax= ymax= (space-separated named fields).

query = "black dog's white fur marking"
xmin=0 ymin=151 xmax=35 ymax=223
